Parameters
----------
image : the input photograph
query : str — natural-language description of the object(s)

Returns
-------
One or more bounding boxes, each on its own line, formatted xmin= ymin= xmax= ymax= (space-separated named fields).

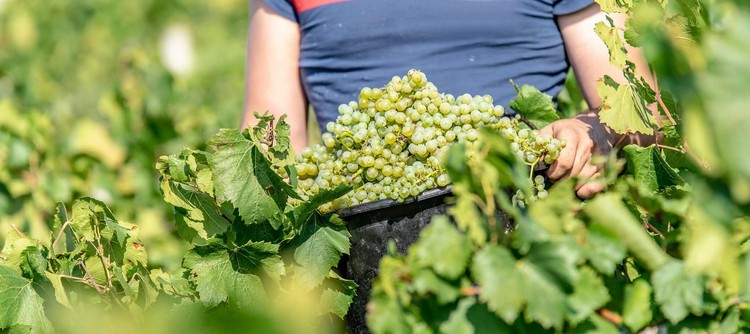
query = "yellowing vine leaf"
xmin=597 ymin=77 xmax=656 ymax=135
xmin=594 ymin=20 xmax=628 ymax=68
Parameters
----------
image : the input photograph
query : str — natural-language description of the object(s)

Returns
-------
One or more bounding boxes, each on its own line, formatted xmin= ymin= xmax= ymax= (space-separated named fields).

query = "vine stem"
xmin=652 ymin=72 xmax=677 ymax=127
xmin=79 ymin=258 xmax=104 ymax=294
xmin=10 ymin=224 xmax=26 ymax=238
xmin=52 ymin=221 xmax=70 ymax=251
xmin=656 ymin=144 xmax=685 ymax=153
xmin=645 ymin=222 xmax=665 ymax=241
xmin=598 ymin=309 xmax=623 ymax=325
xmin=460 ymin=286 xmax=481 ymax=296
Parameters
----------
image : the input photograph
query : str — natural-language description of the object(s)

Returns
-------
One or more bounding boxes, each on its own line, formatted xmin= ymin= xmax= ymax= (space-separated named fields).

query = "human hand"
xmin=539 ymin=111 xmax=615 ymax=199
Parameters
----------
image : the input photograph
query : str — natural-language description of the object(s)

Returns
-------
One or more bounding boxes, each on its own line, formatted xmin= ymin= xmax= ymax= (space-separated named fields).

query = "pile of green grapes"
xmin=293 ymin=70 xmax=565 ymax=212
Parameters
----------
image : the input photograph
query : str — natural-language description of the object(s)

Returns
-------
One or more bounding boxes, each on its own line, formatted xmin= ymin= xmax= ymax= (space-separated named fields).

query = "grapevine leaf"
xmin=623 ymin=17 xmax=641 ymax=46
xmin=528 ymin=179 xmax=580 ymax=235
xmin=697 ymin=13 xmax=750 ymax=203
xmin=44 ymin=273 xmax=73 ymax=310
xmin=623 ymin=145 xmax=684 ymax=192
xmin=174 ymin=215 xmax=204 ymax=243
xmin=196 ymin=169 xmax=214 ymax=196
xmin=622 ymin=278 xmax=653 ymax=332
xmin=19 ymin=247 xmax=46 ymax=282
xmin=569 ymin=314 xmax=620 ymax=334
xmin=0 ymin=235 xmax=35 ymax=274
xmin=251 ymin=143 xmax=300 ymax=206
xmin=566 ymin=267 xmax=610 ymax=325
xmin=440 ymin=298 xmax=512 ymax=334
xmin=51 ymin=202 xmax=72 ymax=255
xmin=320 ymin=272 xmax=357 ymax=319
xmin=439 ymin=298 xmax=475 ymax=334
xmin=159 ymin=176 xmax=230 ymax=239
xmin=70 ymin=197 xmax=120 ymax=243
xmin=411 ymin=268 xmax=460 ymax=305
xmin=183 ymin=240 xmax=284 ymax=309
xmin=208 ymin=129 xmax=284 ymax=224
xmin=167 ymin=154 xmax=189 ymax=182
xmin=291 ymin=213 xmax=350 ymax=289
xmin=269 ymin=114 xmax=295 ymax=165
xmin=449 ymin=192 xmax=486 ymax=246
xmin=595 ymin=0 xmax=633 ymax=13
xmin=233 ymin=220 xmax=285 ymax=245
xmin=445 ymin=143 xmax=469 ymax=183
xmin=651 ymin=260 xmax=706 ymax=324
xmin=583 ymin=194 xmax=670 ymax=271
xmin=366 ymin=291 xmax=411 ymax=334
xmin=410 ymin=216 xmax=472 ymax=280
xmin=471 ymin=244 xmax=574 ymax=329
xmin=585 ymin=223 xmax=627 ymax=275
xmin=0 ymin=265 xmax=51 ymax=334
xmin=594 ymin=19 xmax=629 ymax=68
xmin=508 ymin=81 xmax=560 ymax=128
xmin=597 ymin=76 xmax=656 ymax=135
xmin=288 ymin=183 xmax=351 ymax=227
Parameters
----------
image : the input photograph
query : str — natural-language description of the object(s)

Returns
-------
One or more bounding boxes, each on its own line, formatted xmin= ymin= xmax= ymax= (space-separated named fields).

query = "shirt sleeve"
xmin=263 ymin=0 xmax=298 ymax=22
xmin=552 ymin=0 xmax=595 ymax=16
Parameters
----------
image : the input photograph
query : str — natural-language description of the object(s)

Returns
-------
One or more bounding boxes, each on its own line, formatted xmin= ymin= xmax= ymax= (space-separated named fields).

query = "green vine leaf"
xmin=320 ymin=272 xmax=357 ymax=319
xmin=652 ymin=261 xmax=707 ymax=324
xmin=566 ymin=267 xmax=610 ymax=325
xmin=410 ymin=216 xmax=473 ymax=280
xmin=583 ymin=194 xmax=670 ymax=271
xmin=208 ymin=129 xmax=289 ymax=224
xmin=508 ymin=81 xmax=560 ymax=128
xmin=291 ymin=213 xmax=350 ymax=289
xmin=440 ymin=298 xmax=512 ymax=334
xmin=471 ymin=242 xmax=579 ymax=330
xmin=597 ymin=76 xmax=656 ymax=135
xmin=623 ymin=145 xmax=685 ymax=192
xmin=622 ymin=278 xmax=653 ymax=332
xmin=183 ymin=240 xmax=284 ymax=309
xmin=159 ymin=174 xmax=230 ymax=240
xmin=0 ymin=265 xmax=51 ymax=334
xmin=595 ymin=0 xmax=634 ymax=13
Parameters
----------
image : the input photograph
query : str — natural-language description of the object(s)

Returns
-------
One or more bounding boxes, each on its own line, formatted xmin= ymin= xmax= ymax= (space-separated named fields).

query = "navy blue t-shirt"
xmin=264 ymin=0 xmax=594 ymax=128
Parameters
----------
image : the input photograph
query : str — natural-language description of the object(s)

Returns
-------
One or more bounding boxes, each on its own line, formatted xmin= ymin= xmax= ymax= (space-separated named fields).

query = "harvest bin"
xmin=336 ymin=187 xmax=453 ymax=334
xmin=336 ymin=186 xmax=513 ymax=334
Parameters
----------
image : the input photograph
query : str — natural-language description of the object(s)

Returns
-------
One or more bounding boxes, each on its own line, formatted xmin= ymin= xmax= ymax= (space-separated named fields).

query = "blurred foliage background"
xmin=0 ymin=0 xmax=249 ymax=268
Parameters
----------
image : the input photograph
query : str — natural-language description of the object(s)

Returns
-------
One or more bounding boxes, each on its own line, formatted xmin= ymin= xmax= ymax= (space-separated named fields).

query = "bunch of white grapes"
xmin=291 ymin=69 xmax=565 ymax=212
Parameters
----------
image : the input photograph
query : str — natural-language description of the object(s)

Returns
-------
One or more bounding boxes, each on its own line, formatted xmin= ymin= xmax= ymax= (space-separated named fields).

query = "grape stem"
xmin=528 ymin=157 xmax=540 ymax=181
xmin=503 ymin=111 xmax=537 ymax=130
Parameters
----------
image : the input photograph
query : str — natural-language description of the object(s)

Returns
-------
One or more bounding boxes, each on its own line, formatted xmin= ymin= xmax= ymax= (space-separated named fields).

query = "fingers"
xmin=540 ymin=119 xmax=608 ymax=199
xmin=547 ymin=129 xmax=592 ymax=181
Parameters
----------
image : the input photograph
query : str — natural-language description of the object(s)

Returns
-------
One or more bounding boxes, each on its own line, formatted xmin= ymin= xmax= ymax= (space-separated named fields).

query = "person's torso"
xmin=282 ymin=0 xmax=582 ymax=127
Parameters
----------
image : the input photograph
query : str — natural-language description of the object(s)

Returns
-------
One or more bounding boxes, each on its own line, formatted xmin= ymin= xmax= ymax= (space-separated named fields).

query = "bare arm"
xmin=243 ymin=0 xmax=308 ymax=152
xmin=558 ymin=3 xmax=654 ymax=111
xmin=541 ymin=3 xmax=656 ymax=198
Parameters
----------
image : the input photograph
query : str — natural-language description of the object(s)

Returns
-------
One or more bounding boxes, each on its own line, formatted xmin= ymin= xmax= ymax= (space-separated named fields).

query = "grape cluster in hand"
xmin=292 ymin=70 xmax=564 ymax=212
